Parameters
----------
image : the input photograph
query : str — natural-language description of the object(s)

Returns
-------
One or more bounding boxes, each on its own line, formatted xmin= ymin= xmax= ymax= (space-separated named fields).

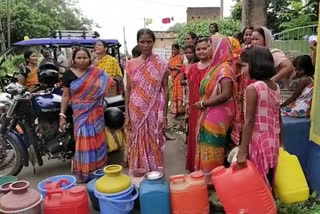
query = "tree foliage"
xmin=177 ymin=18 xmax=241 ymax=46
xmin=168 ymin=23 xmax=186 ymax=33
xmin=0 ymin=0 xmax=95 ymax=44
xmin=267 ymin=0 xmax=318 ymax=33
xmin=230 ymin=0 xmax=319 ymax=33
xmin=231 ymin=1 xmax=242 ymax=22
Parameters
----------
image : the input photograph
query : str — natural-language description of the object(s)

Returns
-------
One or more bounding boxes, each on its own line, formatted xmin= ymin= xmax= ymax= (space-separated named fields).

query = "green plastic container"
xmin=0 ymin=176 xmax=17 ymax=186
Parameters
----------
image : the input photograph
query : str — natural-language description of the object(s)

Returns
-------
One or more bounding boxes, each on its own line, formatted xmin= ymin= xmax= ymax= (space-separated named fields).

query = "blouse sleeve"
xmin=272 ymin=50 xmax=287 ymax=68
xmin=111 ymin=57 xmax=123 ymax=78
xmin=61 ymin=70 xmax=72 ymax=88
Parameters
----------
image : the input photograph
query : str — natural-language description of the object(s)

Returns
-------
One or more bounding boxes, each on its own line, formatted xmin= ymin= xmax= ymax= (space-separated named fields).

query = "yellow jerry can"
xmin=275 ymin=148 xmax=309 ymax=203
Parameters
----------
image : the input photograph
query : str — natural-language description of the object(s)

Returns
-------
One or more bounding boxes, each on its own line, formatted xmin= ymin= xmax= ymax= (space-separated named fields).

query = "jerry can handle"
xmin=46 ymin=189 xmax=63 ymax=199
xmin=170 ymin=174 xmax=186 ymax=184
xmin=56 ymin=179 xmax=70 ymax=188
xmin=231 ymin=161 xmax=247 ymax=173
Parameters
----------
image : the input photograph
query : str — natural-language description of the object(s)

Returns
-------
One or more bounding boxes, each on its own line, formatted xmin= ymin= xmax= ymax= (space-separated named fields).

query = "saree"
xmin=169 ymin=54 xmax=185 ymax=115
xmin=70 ymin=66 xmax=110 ymax=182
xmin=126 ymin=55 xmax=167 ymax=175
xmin=97 ymin=55 xmax=123 ymax=96
xmin=195 ymin=36 xmax=237 ymax=182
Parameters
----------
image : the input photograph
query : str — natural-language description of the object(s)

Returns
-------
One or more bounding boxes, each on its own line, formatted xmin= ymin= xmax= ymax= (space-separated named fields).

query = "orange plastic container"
xmin=170 ymin=171 xmax=209 ymax=214
xmin=211 ymin=160 xmax=277 ymax=214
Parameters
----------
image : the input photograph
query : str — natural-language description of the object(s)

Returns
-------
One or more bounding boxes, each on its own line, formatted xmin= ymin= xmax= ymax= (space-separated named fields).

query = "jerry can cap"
xmin=190 ymin=171 xmax=204 ymax=179
xmin=145 ymin=171 xmax=163 ymax=180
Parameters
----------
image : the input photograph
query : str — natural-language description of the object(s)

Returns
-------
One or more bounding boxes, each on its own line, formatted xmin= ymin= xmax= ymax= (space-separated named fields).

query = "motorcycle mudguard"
xmin=6 ymin=131 xmax=29 ymax=167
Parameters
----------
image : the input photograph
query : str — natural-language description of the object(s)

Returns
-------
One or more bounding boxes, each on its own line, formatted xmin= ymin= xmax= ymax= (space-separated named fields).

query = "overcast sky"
xmin=78 ymin=0 xmax=236 ymax=53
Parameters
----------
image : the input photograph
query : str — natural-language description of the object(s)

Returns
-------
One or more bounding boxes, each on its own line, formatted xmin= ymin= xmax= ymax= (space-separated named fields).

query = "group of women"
xmin=165 ymin=25 xmax=315 ymax=186
xmin=20 ymin=25 xmax=315 ymax=187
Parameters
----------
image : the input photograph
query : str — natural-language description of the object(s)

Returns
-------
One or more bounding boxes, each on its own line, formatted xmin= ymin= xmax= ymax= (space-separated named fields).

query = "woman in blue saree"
xmin=60 ymin=48 xmax=113 ymax=182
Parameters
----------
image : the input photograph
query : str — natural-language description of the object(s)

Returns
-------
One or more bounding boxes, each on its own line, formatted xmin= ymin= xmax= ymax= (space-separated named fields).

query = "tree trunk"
xmin=242 ymin=0 xmax=267 ymax=29
xmin=0 ymin=17 xmax=6 ymax=52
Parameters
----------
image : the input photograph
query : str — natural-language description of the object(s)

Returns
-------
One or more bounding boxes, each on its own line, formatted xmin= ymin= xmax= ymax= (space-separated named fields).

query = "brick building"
xmin=153 ymin=31 xmax=178 ymax=59
xmin=187 ymin=7 xmax=221 ymax=23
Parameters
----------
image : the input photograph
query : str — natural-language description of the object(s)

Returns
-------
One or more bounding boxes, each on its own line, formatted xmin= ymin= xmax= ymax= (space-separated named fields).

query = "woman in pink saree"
xmin=125 ymin=29 xmax=169 ymax=175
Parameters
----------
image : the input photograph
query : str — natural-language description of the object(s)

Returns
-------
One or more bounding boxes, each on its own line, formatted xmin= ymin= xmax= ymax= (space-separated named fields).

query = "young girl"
xmin=281 ymin=55 xmax=314 ymax=118
xmin=236 ymin=46 xmax=281 ymax=187
xmin=169 ymin=43 xmax=185 ymax=116
xmin=185 ymin=38 xmax=211 ymax=172
xmin=181 ymin=45 xmax=198 ymax=76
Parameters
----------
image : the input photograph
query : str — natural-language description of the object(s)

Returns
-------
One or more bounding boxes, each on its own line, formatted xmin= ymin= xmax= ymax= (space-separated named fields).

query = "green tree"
xmin=230 ymin=0 xmax=319 ymax=33
xmin=0 ymin=0 xmax=95 ymax=44
xmin=231 ymin=1 xmax=242 ymax=22
xmin=168 ymin=23 xmax=186 ymax=33
xmin=177 ymin=18 xmax=241 ymax=46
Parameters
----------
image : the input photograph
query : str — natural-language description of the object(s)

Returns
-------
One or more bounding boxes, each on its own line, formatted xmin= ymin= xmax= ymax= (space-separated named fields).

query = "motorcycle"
xmin=0 ymin=62 xmax=125 ymax=176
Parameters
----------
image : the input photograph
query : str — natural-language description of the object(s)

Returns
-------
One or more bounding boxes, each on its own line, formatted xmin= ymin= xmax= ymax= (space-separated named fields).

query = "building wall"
xmin=187 ymin=7 xmax=221 ymax=23
xmin=153 ymin=31 xmax=178 ymax=60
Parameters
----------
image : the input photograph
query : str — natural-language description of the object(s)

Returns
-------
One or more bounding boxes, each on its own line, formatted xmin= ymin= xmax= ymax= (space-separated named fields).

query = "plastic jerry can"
xmin=275 ymin=148 xmax=309 ymax=203
xmin=170 ymin=171 xmax=209 ymax=214
xmin=211 ymin=160 xmax=277 ymax=214
xmin=44 ymin=186 xmax=89 ymax=214
xmin=139 ymin=171 xmax=170 ymax=214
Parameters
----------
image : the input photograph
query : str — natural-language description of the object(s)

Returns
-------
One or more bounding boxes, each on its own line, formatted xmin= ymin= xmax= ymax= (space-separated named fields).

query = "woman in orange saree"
xmin=169 ymin=44 xmax=185 ymax=116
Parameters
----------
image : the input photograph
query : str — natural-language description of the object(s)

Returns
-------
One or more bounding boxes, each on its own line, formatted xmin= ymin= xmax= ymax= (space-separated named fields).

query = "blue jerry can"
xmin=139 ymin=171 xmax=170 ymax=214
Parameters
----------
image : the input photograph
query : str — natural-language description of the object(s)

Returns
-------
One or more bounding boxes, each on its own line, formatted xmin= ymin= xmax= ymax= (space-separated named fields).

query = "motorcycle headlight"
xmin=0 ymin=102 xmax=10 ymax=115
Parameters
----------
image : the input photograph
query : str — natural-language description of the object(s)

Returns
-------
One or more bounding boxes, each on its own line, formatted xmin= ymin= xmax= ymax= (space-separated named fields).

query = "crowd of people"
xmin=16 ymin=24 xmax=317 ymax=188
xmin=164 ymin=24 xmax=316 ymax=187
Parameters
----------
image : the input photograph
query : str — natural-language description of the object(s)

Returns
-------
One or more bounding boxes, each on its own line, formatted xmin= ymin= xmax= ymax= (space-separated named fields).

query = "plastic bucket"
xmin=0 ymin=176 xmax=17 ymax=186
xmin=87 ymin=169 xmax=105 ymax=210
xmin=94 ymin=185 xmax=139 ymax=214
xmin=37 ymin=175 xmax=76 ymax=198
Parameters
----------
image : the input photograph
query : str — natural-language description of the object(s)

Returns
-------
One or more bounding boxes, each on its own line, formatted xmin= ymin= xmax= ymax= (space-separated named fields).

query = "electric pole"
xmin=220 ymin=0 xmax=224 ymax=18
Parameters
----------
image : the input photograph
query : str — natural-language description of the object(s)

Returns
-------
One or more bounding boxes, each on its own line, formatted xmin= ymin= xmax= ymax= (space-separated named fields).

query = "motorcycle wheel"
xmin=0 ymin=135 xmax=23 ymax=176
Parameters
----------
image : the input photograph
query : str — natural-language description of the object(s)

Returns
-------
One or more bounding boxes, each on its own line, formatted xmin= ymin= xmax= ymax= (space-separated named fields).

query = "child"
xmin=236 ymin=46 xmax=280 ymax=187
xmin=169 ymin=43 xmax=185 ymax=116
xmin=281 ymin=55 xmax=314 ymax=118
xmin=181 ymin=45 xmax=198 ymax=76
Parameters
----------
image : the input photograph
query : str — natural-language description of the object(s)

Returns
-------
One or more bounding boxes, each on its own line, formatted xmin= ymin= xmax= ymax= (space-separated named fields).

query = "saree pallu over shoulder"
xmin=127 ymin=55 xmax=168 ymax=175
xmin=198 ymin=63 xmax=237 ymax=147
xmin=195 ymin=35 xmax=238 ymax=179
xmin=70 ymin=66 xmax=110 ymax=182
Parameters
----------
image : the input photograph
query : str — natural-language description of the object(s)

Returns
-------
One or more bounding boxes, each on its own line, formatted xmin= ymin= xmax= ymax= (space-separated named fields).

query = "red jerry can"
xmin=211 ymin=160 xmax=277 ymax=214
xmin=44 ymin=186 xmax=89 ymax=214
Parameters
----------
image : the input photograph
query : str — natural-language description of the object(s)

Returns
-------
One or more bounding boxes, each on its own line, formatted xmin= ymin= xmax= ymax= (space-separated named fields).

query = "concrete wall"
xmin=187 ymin=7 xmax=221 ymax=23
xmin=153 ymin=31 xmax=178 ymax=60
xmin=153 ymin=31 xmax=178 ymax=50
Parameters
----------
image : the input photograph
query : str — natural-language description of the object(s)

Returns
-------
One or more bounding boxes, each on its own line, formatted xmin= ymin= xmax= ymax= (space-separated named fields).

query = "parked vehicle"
xmin=0 ymin=61 xmax=124 ymax=176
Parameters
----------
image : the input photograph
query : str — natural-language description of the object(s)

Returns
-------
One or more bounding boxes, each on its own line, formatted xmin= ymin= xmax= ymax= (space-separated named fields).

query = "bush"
xmin=0 ymin=55 xmax=25 ymax=76
xmin=277 ymin=192 xmax=320 ymax=214
xmin=177 ymin=18 xmax=241 ymax=46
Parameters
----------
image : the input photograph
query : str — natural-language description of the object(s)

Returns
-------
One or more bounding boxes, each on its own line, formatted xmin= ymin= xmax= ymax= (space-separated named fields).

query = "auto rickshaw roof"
xmin=13 ymin=38 xmax=120 ymax=47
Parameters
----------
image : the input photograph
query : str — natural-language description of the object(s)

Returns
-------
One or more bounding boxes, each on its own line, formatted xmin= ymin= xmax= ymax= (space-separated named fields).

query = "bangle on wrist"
xmin=59 ymin=113 xmax=66 ymax=118
xmin=200 ymin=101 xmax=205 ymax=109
